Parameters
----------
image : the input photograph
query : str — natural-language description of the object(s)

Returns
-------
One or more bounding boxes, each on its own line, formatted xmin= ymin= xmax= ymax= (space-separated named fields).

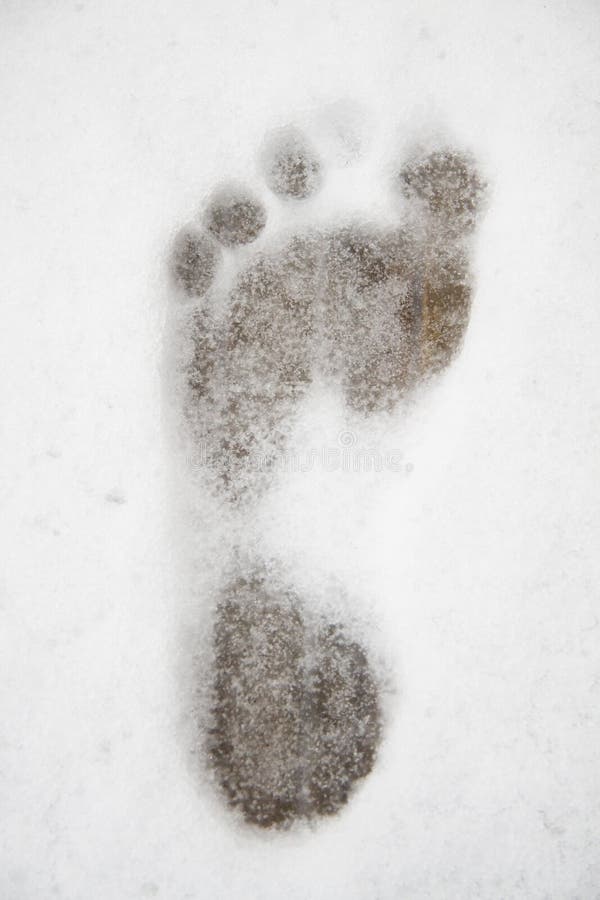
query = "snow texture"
xmin=2 ymin=0 xmax=600 ymax=897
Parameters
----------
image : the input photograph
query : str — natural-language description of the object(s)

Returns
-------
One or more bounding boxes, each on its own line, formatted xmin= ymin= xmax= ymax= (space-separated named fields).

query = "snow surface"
xmin=2 ymin=0 xmax=600 ymax=897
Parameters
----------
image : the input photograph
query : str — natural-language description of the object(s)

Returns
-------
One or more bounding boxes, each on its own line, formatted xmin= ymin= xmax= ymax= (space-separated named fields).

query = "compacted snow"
xmin=2 ymin=0 xmax=600 ymax=897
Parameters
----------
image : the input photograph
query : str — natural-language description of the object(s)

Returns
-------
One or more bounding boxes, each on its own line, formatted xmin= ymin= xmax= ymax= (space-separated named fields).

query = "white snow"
xmin=2 ymin=0 xmax=600 ymax=897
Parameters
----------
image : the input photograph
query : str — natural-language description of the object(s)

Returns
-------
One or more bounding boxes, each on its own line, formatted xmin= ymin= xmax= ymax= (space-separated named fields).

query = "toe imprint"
xmin=171 ymin=227 xmax=221 ymax=298
xmin=262 ymin=126 xmax=322 ymax=200
xmin=398 ymin=147 xmax=486 ymax=227
xmin=205 ymin=184 xmax=267 ymax=247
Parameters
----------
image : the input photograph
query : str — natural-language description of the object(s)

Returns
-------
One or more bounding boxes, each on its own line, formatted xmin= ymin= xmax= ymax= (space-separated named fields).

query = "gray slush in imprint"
xmin=204 ymin=185 xmax=267 ymax=247
xmin=207 ymin=571 xmax=382 ymax=829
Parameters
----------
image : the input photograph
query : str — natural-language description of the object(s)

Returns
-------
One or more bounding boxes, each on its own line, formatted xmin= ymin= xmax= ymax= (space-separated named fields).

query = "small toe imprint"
xmin=263 ymin=127 xmax=322 ymax=200
xmin=171 ymin=227 xmax=220 ymax=297
xmin=205 ymin=185 xmax=267 ymax=247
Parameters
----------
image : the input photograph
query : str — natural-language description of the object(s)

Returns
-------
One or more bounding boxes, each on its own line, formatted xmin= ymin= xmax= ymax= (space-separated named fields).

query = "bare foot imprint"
xmin=168 ymin=123 xmax=487 ymax=828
